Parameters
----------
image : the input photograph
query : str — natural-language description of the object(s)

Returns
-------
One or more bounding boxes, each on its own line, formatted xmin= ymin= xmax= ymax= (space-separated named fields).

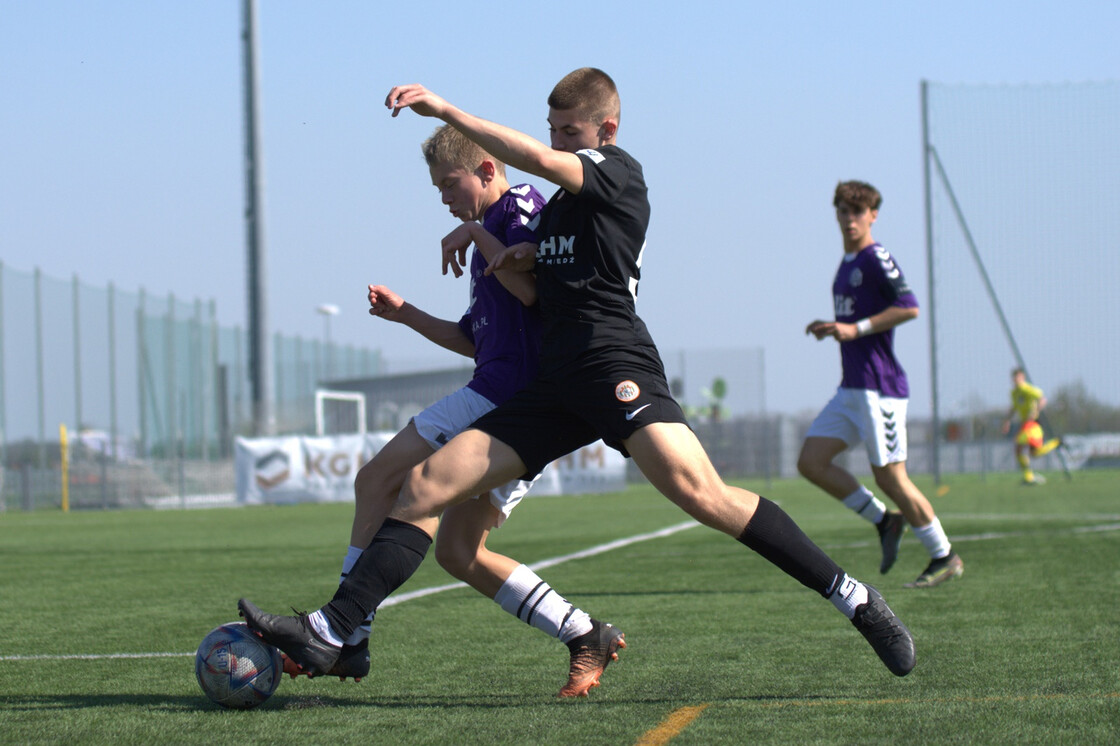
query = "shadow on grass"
xmin=0 ymin=689 xmax=863 ymax=713
xmin=0 ymin=693 xmax=363 ymax=712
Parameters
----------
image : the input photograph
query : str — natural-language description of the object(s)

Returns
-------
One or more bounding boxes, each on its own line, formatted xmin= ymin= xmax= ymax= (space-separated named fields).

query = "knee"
xmin=433 ymin=532 xmax=473 ymax=579
xmin=399 ymin=461 xmax=446 ymax=515
xmin=354 ymin=460 xmax=380 ymax=506
xmin=666 ymin=477 xmax=732 ymax=528
xmin=797 ymin=450 xmax=824 ymax=480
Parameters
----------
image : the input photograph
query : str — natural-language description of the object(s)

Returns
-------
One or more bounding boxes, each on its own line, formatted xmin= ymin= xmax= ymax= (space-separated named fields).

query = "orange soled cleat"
xmin=559 ymin=619 xmax=626 ymax=698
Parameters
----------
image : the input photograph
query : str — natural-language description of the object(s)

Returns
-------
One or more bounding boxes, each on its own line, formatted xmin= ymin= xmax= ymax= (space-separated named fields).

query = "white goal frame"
xmin=314 ymin=389 xmax=367 ymax=436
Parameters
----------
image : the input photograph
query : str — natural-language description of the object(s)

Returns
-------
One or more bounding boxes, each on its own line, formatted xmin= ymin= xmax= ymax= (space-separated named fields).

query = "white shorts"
xmin=412 ymin=386 xmax=536 ymax=526
xmin=806 ymin=387 xmax=909 ymax=467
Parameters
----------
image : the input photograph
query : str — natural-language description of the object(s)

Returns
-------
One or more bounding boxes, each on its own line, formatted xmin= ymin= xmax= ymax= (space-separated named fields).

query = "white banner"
xmin=235 ymin=433 xmax=626 ymax=505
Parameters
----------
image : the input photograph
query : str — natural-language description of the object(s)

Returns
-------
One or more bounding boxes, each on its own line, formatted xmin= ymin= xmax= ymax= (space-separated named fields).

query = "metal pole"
xmin=137 ymin=288 xmax=147 ymax=457
xmin=206 ymin=299 xmax=218 ymax=461
xmin=73 ymin=275 xmax=82 ymax=432
xmin=108 ymin=282 xmax=118 ymax=460
xmin=0 ymin=260 xmax=6 ymax=471
xmin=242 ymin=0 xmax=273 ymax=436
xmin=166 ymin=294 xmax=176 ymax=457
xmin=921 ymin=80 xmax=941 ymax=484
xmin=34 ymin=268 xmax=45 ymax=468
xmin=194 ymin=298 xmax=204 ymax=457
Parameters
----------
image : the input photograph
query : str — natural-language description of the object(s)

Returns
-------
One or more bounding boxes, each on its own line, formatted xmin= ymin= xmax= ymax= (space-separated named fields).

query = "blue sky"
xmin=2 ymin=1 xmax=1117 ymax=418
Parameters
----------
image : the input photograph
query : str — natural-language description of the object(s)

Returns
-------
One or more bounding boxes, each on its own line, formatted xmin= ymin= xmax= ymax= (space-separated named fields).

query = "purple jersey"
xmin=457 ymin=184 xmax=545 ymax=405
xmin=831 ymin=243 xmax=918 ymax=398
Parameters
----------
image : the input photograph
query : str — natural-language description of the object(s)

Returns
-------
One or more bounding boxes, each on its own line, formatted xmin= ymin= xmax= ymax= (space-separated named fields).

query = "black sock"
xmin=322 ymin=518 xmax=431 ymax=639
xmin=737 ymin=497 xmax=843 ymax=597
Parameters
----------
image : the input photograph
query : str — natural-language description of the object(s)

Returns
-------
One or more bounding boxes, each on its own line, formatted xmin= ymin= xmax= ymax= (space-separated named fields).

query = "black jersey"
xmin=533 ymin=145 xmax=654 ymax=372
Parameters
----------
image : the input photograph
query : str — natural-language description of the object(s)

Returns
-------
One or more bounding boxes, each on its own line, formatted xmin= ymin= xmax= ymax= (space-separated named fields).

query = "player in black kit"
xmin=239 ymin=68 xmax=916 ymax=694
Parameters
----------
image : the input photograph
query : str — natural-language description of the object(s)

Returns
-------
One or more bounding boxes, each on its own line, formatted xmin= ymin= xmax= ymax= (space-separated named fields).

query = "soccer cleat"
xmin=876 ymin=511 xmax=906 ymax=575
xmin=1022 ymin=474 xmax=1046 ymax=485
xmin=904 ymin=552 xmax=964 ymax=589
xmin=282 ymin=638 xmax=370 ymax=682
xmin=558 ymin=619 xmax=626 ymax=698
xmin=237 ymin=598 xmax=341 ymax=677
xmin=850 ymin=585 xmax=915 ymax=676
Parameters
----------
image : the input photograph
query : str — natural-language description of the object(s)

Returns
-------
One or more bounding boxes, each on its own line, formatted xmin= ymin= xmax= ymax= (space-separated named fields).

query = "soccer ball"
xmin=195 ymin=622 xmax=283 ymax=709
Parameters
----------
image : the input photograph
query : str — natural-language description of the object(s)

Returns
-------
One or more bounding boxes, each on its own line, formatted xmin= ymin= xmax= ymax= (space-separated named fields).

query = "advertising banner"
xmin=235 ymin=433 xmax=626 ymax=504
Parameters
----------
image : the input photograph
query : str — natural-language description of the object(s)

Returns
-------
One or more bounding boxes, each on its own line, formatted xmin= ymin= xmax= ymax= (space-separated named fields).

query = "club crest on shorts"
xmin=615 ymin=380 xmax=640 ymax=402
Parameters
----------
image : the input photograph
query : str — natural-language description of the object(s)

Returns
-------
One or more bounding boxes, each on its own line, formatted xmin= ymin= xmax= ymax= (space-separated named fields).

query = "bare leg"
xmin=390 ymin=428 xmax=527 ymax=537
xmin=350 ymin=422 xmax=434 ymax=549
xmin=870 ymin=461 xmax=935 ymax=528
xmin=624 ymin=421 xmax=758 ymax=534
xmin=798 ymin=436 xmax=861 ymax=500
xmin=434 ymin=497 xmax=518 ymax=598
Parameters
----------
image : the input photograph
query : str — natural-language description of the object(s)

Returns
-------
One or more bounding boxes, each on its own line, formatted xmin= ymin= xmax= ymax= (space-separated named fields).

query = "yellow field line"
xmin=634 ymin=704 xmax=710 ymax=746
xmin=631 ymin=692 xmax=1118 ymax=744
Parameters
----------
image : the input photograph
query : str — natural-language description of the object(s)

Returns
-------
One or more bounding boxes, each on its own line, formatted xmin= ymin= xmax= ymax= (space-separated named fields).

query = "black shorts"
xmin=471 ymin=345 xmax=689 ymax=478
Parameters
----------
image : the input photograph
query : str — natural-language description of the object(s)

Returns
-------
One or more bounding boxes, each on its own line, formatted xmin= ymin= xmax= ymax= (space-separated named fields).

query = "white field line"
xmin=0 ymin=520 xmax=699 ymax=663
xmin=3 ymin=516 xmax=1117 ymax=663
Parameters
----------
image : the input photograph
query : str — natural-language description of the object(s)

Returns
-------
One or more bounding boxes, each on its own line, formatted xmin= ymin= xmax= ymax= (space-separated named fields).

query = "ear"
xmin=599 ymin=118 xmax=618 ymax=144
xmin=476 ymin=159 xmax=496 ymax=184
xmin=869 ymin=208 xmax=879 ymax=223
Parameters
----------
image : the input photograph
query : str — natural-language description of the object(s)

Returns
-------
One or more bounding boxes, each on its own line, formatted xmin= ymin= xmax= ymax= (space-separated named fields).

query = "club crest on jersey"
xmin=849 ymin=268 xmax=863 ymax=287
xmin=615 ymin=380 xmax=640 ymax=402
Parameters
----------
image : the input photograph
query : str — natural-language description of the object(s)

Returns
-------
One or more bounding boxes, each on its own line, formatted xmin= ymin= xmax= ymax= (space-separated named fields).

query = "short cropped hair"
xmin=833 ymin=181 xmax=882 ymax=211
xmin=547 ymin=67 xmax=620 ymax=125
xmin=421 ymin=124 xmax=505 ymax=177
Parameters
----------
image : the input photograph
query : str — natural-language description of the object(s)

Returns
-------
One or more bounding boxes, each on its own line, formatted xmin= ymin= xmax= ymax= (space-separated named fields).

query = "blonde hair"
xmin=547 ymin=67 xmax=620 ymax=125
xmin=421 ymin=124 xmax=506 ymax=177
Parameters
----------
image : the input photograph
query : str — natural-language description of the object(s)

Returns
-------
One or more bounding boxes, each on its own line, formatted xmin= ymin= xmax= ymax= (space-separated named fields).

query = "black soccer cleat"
xmin=850 ymin=586 xmax=915 ymax=676
xmin=238 ymin=598 xmax=341 ymax=677
xmin=283 ymin=637 xmax=370 ymax=681
xmin=876 ymin=511 xmax=907 ymax=575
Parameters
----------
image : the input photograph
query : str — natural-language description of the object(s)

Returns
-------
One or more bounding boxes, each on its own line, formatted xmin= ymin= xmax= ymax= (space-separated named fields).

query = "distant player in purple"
xmin=800 ymin=180 xmax=963 ymax=589
xmin=280 ymin=124 xmax=615 ymax=693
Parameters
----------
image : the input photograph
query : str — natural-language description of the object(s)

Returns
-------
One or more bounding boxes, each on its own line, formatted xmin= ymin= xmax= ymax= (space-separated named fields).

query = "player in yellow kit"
xmin=1001 ymin=368 xmax=1061 ymax=485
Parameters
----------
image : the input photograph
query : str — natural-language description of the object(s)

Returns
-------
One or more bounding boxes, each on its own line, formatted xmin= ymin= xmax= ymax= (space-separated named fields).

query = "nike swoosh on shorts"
xmin=625 ymin=403 xmax=652 ymax=421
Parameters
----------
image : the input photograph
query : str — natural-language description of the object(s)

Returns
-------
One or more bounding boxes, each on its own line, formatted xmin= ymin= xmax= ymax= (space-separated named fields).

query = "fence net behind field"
xmin=924 ymin=80 xmax=1120 ymax=449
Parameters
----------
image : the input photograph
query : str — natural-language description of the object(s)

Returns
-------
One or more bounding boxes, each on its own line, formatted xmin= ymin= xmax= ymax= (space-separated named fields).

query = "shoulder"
xmin=506 ymin=183 xmax=546 ymax=207
xmin=573 ymin=145 xmax=646 ymax=201
xmin=577 ymin=144 xmax=641 ymax=169
xmin=862 ymin=243 xmax=904 ymax=277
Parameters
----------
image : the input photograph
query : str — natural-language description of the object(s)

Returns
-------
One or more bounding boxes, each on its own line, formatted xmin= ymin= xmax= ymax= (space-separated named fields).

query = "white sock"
xmin=307 ymin=610 xmax=344 ymax=649
xmin=494 ymin=564 xmax=593 ymax=643
xmin=842 ymin=487 xmax=887 ymax=525
xmin=340 ymin=545 xmax=363 ymax=582
xmin=339 ymin=545 xmax=373 ymax=646
xmin=912 ymin=518 xmax=952 ymax=560
xmin=828 ymin=573 xmax=870 ymax=620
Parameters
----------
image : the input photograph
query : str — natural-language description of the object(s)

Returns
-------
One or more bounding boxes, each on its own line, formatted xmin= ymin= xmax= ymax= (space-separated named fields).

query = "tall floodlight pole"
xmin=921 ymin=79 xmax=940 ymax=485
xmin=242 ymin=0 xmax=273 ymax=435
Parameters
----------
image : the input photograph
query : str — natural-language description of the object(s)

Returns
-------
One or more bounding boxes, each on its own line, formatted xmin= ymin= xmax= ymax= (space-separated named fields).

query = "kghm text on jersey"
xmin=537 ymin=235 xmax=575 ymax=259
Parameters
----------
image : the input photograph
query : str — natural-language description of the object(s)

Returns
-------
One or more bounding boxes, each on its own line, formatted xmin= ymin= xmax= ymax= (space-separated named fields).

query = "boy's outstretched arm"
xmin=386 ymin=83 xmax=585 ymax=194
xmin=367 ymin=284 xmax=475 ymax=357
xmin=442 ymin=224 xmax=538 ymax=307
